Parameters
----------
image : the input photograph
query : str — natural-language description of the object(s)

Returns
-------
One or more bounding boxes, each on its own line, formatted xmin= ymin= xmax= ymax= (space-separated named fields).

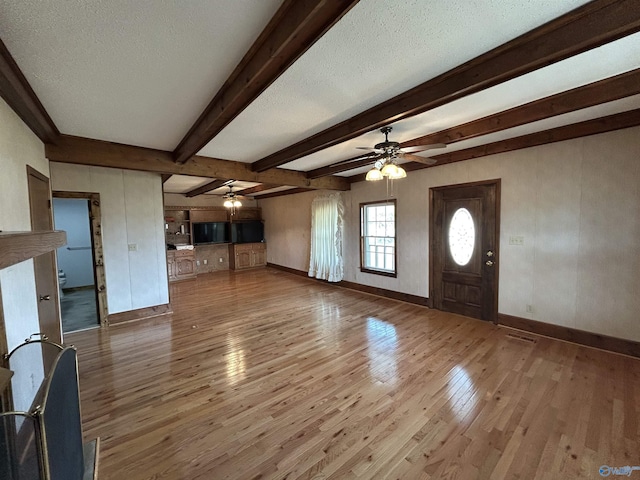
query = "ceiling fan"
xmin=330 ymin=126 xmax=446 ymax=181
xmin=221 ymin=184 xmax=244 ymax=209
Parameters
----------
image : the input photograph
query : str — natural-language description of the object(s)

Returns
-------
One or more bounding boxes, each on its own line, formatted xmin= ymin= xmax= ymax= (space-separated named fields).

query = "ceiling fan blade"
xmin=329 ymin=152 xmax=381 ymax=167
xmin=401 ymin=143 xmax=447 ymax=153
xmin=400 ymin=152 xmax=437 ymax=165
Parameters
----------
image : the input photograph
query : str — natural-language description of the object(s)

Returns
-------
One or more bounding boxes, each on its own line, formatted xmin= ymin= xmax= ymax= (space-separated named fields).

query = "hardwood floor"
xmin=67 ymin=268 xmax=640 ymax=479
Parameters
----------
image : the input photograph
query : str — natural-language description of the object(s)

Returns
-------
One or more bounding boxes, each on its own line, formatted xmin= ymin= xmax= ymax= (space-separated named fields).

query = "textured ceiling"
xmin=1 ymin=0 xmax=639 ymax=197
xmin=0 ymin=0 xmax=282 ymax=150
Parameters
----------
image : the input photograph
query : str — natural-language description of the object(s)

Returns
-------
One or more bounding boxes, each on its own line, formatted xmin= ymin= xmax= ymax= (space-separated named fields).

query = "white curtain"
xmin=308 ymin=193 xmax=344 ymax=282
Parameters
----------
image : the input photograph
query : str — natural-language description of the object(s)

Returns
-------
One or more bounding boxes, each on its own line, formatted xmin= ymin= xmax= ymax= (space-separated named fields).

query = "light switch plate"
xmin=509 ymin=236 xmax=524 ymax=246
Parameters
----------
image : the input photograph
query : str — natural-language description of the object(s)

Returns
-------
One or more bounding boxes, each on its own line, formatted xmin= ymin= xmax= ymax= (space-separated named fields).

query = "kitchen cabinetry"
xmin=229 ymin=243 xmax=266 ymax=270
xmin=167 ymin=249 xmax=196 ymax=282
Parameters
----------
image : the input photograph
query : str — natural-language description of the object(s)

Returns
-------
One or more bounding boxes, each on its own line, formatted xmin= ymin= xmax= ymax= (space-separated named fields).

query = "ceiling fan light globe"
xmin=380 ymin=163 xmax=398 ymax=177
xmin=223 ymin=200 xmax=233 ymax=208
xmin=366 ymin=168 xmax=383 ymax=181
xmin=233 ymin=200 xmax=242 ymax=207
xmin=389 ymin=166 xmax=407 ymax=179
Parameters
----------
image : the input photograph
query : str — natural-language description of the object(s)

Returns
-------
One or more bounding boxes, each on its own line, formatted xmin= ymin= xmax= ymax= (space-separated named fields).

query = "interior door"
xmin=27 ymin=166 xmax=62 ymax=371
xmin=430 ymin=180 xmax=500 ymax=321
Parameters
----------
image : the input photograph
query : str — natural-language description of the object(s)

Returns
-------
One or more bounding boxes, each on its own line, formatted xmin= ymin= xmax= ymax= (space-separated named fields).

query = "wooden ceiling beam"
xmin=185 ymin=179 xmax=232 ymax=198
xmin=306 ymin=158 xmax=373 ymax=179
xmin=348 ymin=109 xmax=640 ymax=182
xmin=235 ymin=184 xmax=282 ymax=196
xmin=307 ymin=68 xmax=640 ymax=178
xmin=402 ymin=68 xmax=640 ymax=149
xmin=0 ymin=37 xmax=59 ymax=143
xmin=173 ymin=0 xmax=360 ymax=164
xmin=45 ymin=135 xmax=350 ymax=191
xmin=254 ymin=188 xmax=314 ymax=199
xmin=252 ymin=0 xmax=640 ymax=172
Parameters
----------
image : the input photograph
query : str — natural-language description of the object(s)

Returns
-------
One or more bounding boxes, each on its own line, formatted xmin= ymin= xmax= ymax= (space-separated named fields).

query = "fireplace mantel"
xmin=0 ymin=230 xmax=66 ymax=270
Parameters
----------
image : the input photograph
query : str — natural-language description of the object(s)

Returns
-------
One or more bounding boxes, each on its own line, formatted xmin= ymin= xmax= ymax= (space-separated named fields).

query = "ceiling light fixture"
xmin=356 ymin=126 xmax=445 ymax=183
xmin=366 ymin=156 xmax=407 ymax=182
xmin=222 ymin=186 xmax=242 ymax=215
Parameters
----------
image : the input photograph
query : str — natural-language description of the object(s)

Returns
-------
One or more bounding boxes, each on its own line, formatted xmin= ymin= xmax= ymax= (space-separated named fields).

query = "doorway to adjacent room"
xmin=52 ymin=192 xmax=108 ymax=332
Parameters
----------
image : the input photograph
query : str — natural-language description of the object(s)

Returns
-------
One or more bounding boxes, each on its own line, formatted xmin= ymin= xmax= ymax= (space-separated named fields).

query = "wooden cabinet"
xmin=190 ymin=209 xmax=228 ymax=223
xmin=232 ymin=208 xmax=261 ymax=221
xmin=167 ymin=250 xmax=196 ymax=282
xmin=229 ymin=243 xmax=266 ymax=270
xmin=165 ymin=209 xmax=191 ymax=245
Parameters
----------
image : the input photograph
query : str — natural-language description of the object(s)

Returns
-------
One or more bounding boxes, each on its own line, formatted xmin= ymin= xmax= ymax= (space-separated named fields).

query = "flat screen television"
xmin=192 ymin=222 xmax=229 ymax=245
xmin=231 ymin=220 xmax=264 ymax=244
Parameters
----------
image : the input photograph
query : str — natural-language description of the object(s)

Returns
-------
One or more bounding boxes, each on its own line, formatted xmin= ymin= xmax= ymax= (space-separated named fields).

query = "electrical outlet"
xmin=196 ymin=260 xmax=200 ymax=266
xmin=509 ymin=235 xmax=525 ymax=246
xmin=128 ymin=243 xmax=137 ymax=252
xmin=526 ymin=304 xmax=534 ymax=313
xmin=219 ymin=258 xmax=223 ymax=263
xmin=203 ymin=259 xmax=208 ymax=265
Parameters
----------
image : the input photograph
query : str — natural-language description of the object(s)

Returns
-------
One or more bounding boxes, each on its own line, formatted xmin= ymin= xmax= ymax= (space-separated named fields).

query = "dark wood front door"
xmin=430 ymin=180 xmax=500 ymax=321
xmin=27 ymin=166 xmax=62 ymax=371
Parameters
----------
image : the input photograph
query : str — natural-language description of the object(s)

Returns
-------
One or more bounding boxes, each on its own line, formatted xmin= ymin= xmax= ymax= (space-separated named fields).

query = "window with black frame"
xmin=360 ymin=200 xmax=397 ymax=277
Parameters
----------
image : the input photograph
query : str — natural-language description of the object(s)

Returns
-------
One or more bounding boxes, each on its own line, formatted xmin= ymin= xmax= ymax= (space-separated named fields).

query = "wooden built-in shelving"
xmin=0 ymin=230 xmax=67 ymax=270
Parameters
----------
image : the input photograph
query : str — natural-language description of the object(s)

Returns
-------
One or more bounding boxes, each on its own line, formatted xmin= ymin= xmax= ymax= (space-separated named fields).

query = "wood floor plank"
xmin=66 ymin=268 xmax=640 ymax=479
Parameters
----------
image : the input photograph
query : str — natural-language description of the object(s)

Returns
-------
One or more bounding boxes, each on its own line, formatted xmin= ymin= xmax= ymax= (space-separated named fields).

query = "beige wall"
xmin=259 ymin=126 xmax=640 ymax=342
xmin=51 ymin=163 xmax=169 ymax=314
xmin=0 ymin=97 xmax=49 ymax=408
xmin=260 ymin=189 xmax=319 ymax=271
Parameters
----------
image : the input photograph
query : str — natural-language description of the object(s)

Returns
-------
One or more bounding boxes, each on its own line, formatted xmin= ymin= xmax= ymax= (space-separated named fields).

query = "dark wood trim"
xmin=52 ymin=191 xmax=109 ymax=327
xmin=498 ymin=313 xmax=640 ymax=358
xmin=108 ymin=303 xmax=172 ymax=326
xmin=0 ymin=231 xmax=67 ymax=270
xmin=161 ymin=174 xmax=172 ymax=184
xmin=359 ymin=200 xmax=398 ymax=278
xmin=0 ymin=367 xmax=12 ymax=394
xmin=173 ymin=0 xmax=360 ymax=164
xmin=307 ymin=156 xmax=373 ymax=179
xmin=45 ymin=135 xmax=350 ymax=191
xmin=235 ymin=184 xmax=282 ymax=196
xmin=0 ymin=38 xmax=59 ymax=143
xmin=349 ymin=109 xmax=640 ymax=182
xmin=254 ymin=187 xmax=314 ymax=199
xmin=402 ymin=68 xmax=640 ymax=150
xmin=251 ymin=0 xmax=640 ymax=172
xmin=267 ymin=263 xmax=429 ymax=307
xmin=185 ymin=179 xmax=232 ymax=198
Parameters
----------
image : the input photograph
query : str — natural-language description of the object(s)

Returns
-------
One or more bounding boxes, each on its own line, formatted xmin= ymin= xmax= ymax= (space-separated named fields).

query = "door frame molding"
xmin=26 ymin=165 xmax=63 ymax=348
xmin=52 ymin=191 xmax=109 ymax=327
xmin=429 ymin=178 xmax=501 ymax=322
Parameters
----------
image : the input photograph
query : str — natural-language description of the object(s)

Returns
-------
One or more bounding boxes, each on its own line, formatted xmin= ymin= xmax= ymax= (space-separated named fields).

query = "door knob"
xmin=485 ymin=260 xmax=494 ymax=267
xmin=39 ymin=294 xmax=51 ymax=302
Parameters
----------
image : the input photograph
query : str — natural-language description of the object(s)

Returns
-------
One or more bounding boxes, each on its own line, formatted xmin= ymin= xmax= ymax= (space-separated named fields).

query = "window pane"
xmin=361 ymin=202 xmax=396 ymax=274
xmin=448 ymin=207 xmax=475 ymax=266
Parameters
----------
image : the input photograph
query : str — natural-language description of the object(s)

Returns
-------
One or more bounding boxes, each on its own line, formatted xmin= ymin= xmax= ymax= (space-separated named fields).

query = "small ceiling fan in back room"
xmin=334 ymin=126 xmax=446 ymax=181
xmin=213 ymin=183 xmax=245 ymax=215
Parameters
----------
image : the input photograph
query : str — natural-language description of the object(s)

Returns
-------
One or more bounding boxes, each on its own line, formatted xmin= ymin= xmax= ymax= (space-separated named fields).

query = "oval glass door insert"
xmin=448 ymin=207 xmax=475 ymax=266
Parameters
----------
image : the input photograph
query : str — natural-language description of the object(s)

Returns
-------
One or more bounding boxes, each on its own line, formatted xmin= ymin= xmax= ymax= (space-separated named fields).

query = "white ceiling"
xmin=1 ymin=0 xmax=639 ymax=197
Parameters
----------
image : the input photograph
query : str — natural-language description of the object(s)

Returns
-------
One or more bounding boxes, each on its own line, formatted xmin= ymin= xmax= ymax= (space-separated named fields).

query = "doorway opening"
xmin=52 ymin=192 xmax=108 ymax=332
xmin=429 ymin=179 xmax=500 ymax=322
